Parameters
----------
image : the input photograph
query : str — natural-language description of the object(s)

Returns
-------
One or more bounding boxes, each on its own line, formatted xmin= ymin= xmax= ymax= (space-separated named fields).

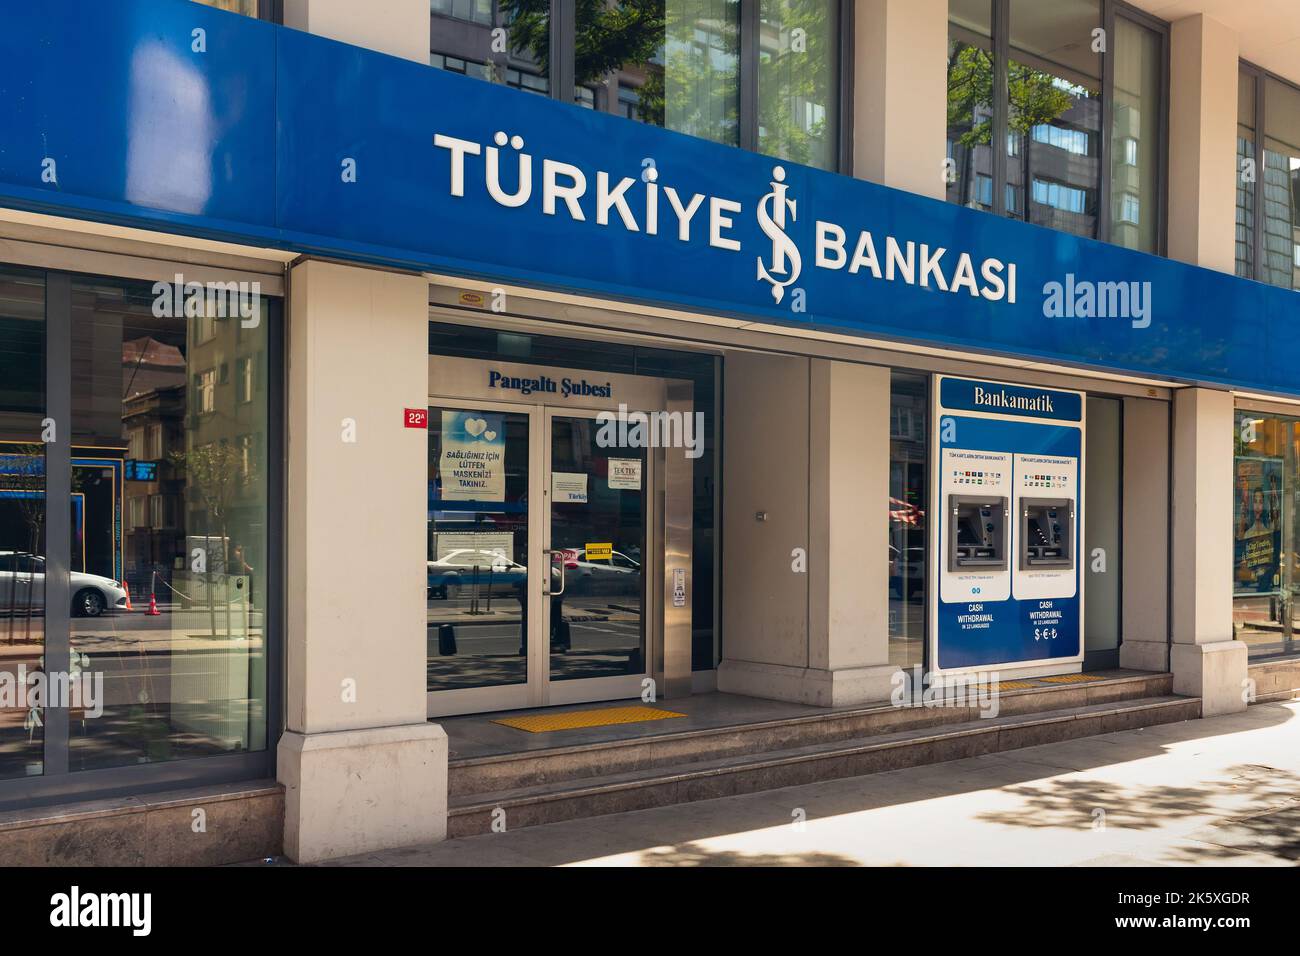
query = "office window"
xmin=431 ymin=0 xmax=550 ymax=95
xmin=147 ymin=423 xmax=164 ymax=460
xmin=573 ymin=1 xmax=741 ymax=149
xmin=1238 ymin=70 xmax=1258 ymax=279
xmin=238 ymin=355 xmax=255 ymax=404
xmin=1263 ymin=77 xmax=1300 ymax=290
xmin=1240 ymin=68 xmax=1300 ymax=290
xmin=946 ymin=1 xmax=1166 ymax=252
xmin=432 ymin=0 xmax=493 ymax=26
xmin=436 ymin=2 xmax=843 ymax=171
xmin=1111 ymin=15 xmax=1162 ymax=252
xmin=757 ymin=0 xmax=839 ymax=170
xmin=1118 ymin=192 xmax=1140 ymax=225
xmin=1007 ymin=0 xmax=1101 ymax=238
xmin=946 ymin=0 xmax=995 ymax=211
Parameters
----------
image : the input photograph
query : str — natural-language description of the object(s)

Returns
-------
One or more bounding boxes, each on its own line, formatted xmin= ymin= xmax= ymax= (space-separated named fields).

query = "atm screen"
xmin=1029 ymin=512 xmax=1060 ymax=548
xmin=957 ymin=513 xmax=987 ymax=547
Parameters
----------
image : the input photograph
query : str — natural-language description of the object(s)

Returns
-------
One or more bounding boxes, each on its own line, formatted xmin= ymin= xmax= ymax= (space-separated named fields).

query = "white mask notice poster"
xmin=439 ymin=410 xmax=505 ymax=501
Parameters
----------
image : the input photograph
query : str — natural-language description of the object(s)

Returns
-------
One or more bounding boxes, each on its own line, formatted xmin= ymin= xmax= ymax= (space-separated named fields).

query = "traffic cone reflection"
xmin=146 ymin=592 xmax=160 ymax=616
xmin=120 ymin=582 xmax=134 ymax=612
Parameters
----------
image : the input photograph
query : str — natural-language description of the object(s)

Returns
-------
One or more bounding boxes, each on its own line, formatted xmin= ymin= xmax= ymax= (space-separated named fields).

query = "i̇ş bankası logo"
xmin=433 ymin=131 xmax=1019 ymax=308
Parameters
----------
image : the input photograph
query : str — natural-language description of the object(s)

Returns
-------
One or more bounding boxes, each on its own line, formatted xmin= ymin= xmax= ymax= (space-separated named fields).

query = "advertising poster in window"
xmin=1233 ymin=456 xmax=1282 ymax=594
xmin=438 ymin=411 xmax=505 ymax=501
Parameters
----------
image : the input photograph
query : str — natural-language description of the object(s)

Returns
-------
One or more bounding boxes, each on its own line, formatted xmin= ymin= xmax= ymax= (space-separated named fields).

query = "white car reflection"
xmin=0 ymin=551 xmax=129 ymax=617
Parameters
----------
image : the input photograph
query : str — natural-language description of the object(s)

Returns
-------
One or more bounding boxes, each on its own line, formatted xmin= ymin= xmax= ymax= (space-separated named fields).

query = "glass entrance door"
xmin=544 ymin=411 xmax=649 ymax=705
xmin=427 ymin=402 xmax=537 ymax=715
xmin=426 ymin=402 xmax=652 ymax=716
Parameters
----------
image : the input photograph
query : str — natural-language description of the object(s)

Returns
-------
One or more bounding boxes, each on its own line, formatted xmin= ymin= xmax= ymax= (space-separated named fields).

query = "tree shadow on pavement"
xmin=973 ymin=762 xmax=1300 ymax=864
xmin=636 ymin=842 xmax=859 ymax=866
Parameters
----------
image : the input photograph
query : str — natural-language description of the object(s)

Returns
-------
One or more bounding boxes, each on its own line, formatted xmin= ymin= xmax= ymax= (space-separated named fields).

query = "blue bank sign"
xmin=1 ymin=0 xmax=1299 ymax=395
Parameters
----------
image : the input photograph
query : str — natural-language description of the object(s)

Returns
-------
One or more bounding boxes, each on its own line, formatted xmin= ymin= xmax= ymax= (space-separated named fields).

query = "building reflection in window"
xmin=888 ymin=372 xmax=927 ymax=670
xmin=67 ymin=277 xmax=270 ymax=770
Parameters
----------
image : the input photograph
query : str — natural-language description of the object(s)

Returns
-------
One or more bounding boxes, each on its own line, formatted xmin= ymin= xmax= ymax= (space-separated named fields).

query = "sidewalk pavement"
xmin=319 ymin=699 xmax=1300 ymax=867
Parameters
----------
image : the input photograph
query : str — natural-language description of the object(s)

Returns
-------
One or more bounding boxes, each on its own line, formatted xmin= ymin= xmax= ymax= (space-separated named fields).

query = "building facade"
xmin=0 ymin=0 xmax=1298 ymax=862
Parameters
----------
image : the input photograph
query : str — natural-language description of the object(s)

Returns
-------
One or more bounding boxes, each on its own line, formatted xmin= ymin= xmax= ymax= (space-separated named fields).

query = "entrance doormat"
xmin=493 ymin=705 xmax=687 ymax=733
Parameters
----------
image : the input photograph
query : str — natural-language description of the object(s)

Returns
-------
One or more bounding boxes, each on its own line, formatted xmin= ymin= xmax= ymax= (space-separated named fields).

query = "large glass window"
xmin=432 ymin=1 xmax=551 ymax=96
xmin=0 ymin=268 xmax=277 ymax=804
xmin=1237 ymin=70 xmax=1257 ymax=278
xmin=1110 ymin=16 xmax=1161 ymax=252
xmin=0 ymin=269 xmax=46 ymax=780
xmin=573 ymin=1 xmax=741 ymax=149
xmin=1262 ymin=77 xmax=1300 ymax=291
xmin=434 ymin=1 xmax=843 ymax=171
xmin=1232 ymin=409 xmax=1300 ymax=661
xmin=946 ymin=0 xmax=1166 ymax=251
xmin=888 ymin=372 xmax=926 ymax=669
xmin=946 ymin=1 xmax=995 ymax=211
xmin=1238 ymin=68 xmax=1300 ymax=290
xmin=1006 ymin=0 xmax=1101 ymax=238
xmin=757 ymin=0 xmax=838 ymax=170
xmin=64 ymin=277 xmax=271 ymax=770
xmin=1084 ymin=396 xmax=1121 ymax=666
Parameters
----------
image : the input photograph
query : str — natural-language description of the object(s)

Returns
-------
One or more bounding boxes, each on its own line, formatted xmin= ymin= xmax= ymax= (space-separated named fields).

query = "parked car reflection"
xmin=0 ymin=551 xmax=128 ymax=617
xmin=427 ymin=549 xmax=526 ymax=601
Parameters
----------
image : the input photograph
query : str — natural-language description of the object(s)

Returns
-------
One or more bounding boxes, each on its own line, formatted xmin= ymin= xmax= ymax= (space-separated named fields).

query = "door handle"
xmin=543 ymin=549 xmax=566 ymax=597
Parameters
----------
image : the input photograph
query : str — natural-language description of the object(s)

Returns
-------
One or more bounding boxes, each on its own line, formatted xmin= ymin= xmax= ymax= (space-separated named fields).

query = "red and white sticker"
xmin=404 ymin=408 xmax=428 ymax=429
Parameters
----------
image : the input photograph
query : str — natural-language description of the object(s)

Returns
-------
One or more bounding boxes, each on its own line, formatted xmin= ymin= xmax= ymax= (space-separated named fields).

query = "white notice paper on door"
xmin=608 ymin=458 xmax=642 ymax=490
xmin=551 ymin=472 xmax=588 ymax=503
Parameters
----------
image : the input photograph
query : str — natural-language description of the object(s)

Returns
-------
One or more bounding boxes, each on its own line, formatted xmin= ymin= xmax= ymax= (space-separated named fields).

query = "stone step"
xmin=449 ymin=672 xmax=1173 ymax=799
xmin=447 ymin=693 xmax=1199 ymax=837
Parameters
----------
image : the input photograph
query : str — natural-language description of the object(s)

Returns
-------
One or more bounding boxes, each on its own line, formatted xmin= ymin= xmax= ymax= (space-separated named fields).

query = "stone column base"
xmin=1119 ymin=638 xmax=1170 ymax=673
xmin=278 ymin=722 xmax=448 ymax=863
xmin=717 ymin=659 xmax=900 ymax=708
xmin=1171 ymin=640 xmax=1248 ymax=717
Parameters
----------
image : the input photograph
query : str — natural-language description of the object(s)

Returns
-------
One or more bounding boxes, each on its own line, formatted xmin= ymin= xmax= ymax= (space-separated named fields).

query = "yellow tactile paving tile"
xmin=493 ymin=705 xmax=687 ymax=733
xmin=1039 ymin=673 xmax=1105 ymax=684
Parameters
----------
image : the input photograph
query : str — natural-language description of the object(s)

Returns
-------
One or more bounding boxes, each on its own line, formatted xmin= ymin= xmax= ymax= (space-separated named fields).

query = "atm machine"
xmin=931 ymin=376 xmax=1084 ymax=678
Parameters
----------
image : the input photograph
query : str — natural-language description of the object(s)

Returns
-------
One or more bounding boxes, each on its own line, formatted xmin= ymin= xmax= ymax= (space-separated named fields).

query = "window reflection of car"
xmin=0 ymin=551 xmax=128 ymax=617
xmin=427 ymin=549 xmax=527 ymax=601
xmin=888 ymin=544 xmax=925 ymax=601
xmin=564 ymin=548 xmax=641 ymax=596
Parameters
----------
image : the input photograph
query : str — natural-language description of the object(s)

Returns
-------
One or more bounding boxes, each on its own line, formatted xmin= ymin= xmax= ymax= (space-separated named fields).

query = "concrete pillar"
xmin=852 ymin=0 xmax=948 ymax=199
xmin=1166 ymin=15 xmax=1239 ymax=273
xmin=718 ymin=353 xmax=893 ymax=706
xmin=1169 ymin=387 xmax=1247 ymax=715
xmin=278 ymin=260 xmax=446 ymax=862
xmin=807 ymin=359 xmax=895 ymax=701
xmin=1118 ymin=396 xmax=1170 ymax=672
xmin=283 ymin=0 xmax=429 ymax=64
xmin=717 ymin=351 xmax=811 ymax=697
